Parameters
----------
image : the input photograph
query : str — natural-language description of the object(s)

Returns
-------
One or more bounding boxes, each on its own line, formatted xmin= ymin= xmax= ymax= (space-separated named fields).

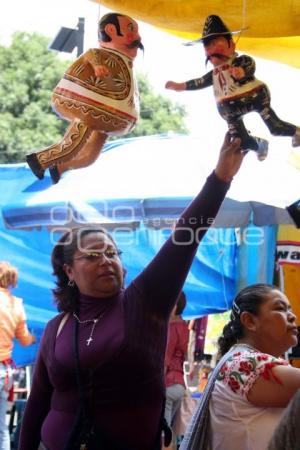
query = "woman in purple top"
xmin=18 ymin=133 xmax=244 ymax=450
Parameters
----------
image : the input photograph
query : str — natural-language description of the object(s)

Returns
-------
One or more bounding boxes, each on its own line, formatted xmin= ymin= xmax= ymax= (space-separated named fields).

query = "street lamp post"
xmin=49 ymin=17 xmax=85 ymax=57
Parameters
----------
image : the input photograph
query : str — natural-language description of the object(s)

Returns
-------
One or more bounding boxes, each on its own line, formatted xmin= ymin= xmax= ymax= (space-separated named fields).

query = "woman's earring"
xmin=68 ymin=279 xmax=75 ymax=287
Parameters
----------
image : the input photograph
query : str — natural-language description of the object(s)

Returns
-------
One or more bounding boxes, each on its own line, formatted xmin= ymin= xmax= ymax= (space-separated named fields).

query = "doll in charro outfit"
xmin=166 ymin=15 xmax=300 ymax=160
xmin=26 ymin=12 xmax=143 ymax=183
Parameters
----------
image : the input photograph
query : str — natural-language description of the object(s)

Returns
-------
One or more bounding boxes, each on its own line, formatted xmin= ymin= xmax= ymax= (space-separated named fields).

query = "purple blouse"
xmin=19 ymin=172 xmax=230 ymax=450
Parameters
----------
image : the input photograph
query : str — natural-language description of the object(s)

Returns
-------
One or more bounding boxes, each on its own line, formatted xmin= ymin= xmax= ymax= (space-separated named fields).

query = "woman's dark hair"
xmin=51 ymin=225 xmax=118 ymax=312
xmin=98 ymin=13 xmax=126 ymax=42
xmin=175 ymin=291 xmax=187 ymax=315
xmin=218 ymin=283 xmax=278 ymax=356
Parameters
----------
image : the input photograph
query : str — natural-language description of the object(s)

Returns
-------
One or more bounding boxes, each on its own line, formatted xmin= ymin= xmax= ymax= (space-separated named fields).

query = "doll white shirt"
xmin=209 ymin=344 xmax=288 ymax=450
xmin=212 ymin=54 xmax=263 ymax=102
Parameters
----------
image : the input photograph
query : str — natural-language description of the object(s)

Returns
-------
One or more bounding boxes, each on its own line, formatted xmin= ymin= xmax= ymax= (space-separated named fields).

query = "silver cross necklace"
xmin=73 ymin=312 xmax=104 ymax=346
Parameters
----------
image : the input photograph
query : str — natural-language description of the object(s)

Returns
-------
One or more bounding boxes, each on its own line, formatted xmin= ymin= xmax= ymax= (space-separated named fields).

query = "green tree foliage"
xmin=0 ymin=32 xmax=70 ymax=163
xmin=127 ymin=74 xmax=188 ymax=138
xmin=0 ymin=32 xmax=187 ymax=163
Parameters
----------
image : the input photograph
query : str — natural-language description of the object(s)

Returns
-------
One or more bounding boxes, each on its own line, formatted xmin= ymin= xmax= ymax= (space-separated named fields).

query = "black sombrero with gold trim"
xmin=184 ymin=15 xmax=245 ymax=46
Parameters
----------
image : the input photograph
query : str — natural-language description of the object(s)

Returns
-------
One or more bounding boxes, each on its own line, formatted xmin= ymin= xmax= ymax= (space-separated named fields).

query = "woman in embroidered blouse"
xmin=181 ymin=283 xmax=300 ymax=450
xmin=18 ymin=134 xmax=245 ymax=450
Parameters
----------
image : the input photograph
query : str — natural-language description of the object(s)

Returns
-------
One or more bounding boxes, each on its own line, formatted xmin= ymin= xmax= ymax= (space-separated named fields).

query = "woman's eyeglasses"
xmin=74 ymin=249 xmax=122 ymax=262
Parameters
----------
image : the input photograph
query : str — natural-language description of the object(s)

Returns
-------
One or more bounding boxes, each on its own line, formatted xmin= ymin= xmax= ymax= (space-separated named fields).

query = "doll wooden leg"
xmin=254 ymin=86 xmax=300 ymax=146
xmin=48 ymin=131 xmax=108 ymax=184
xmin=227 ymin=117 xmax=269 ymax=160
xmin=227 ymin=118 xmax=257 ymax=150
xmin=259 ymin=106 xmax=300 ymax=146
xmin=26 ymin=120 xmax=92 ymax=179
xmin=55 ymin=131 xmax=107 ymax=174
xmin=218 ymin=102 xmax=259 ymax=151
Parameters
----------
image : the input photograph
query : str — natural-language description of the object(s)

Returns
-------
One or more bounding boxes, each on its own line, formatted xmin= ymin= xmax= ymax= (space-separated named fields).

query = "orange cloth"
xmin=277 ymin=225 xmax=300 ymax=325
xmin=0 ymin=288 xmax=34 ymax=361
xmin=281 ymin=265 xmax=300 ymax=326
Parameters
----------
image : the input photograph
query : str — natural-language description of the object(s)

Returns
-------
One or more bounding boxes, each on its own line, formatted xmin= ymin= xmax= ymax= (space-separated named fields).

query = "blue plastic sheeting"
xmin=0 ymin=161 xmax=239 ymax=366
xmin=2 ymin=135 xmax=297 ymax=229
xmin=0 ymin=225 xmax=56 ymax=367
xmin=0 ymin=213 xmax=237 ymax=366
xmin=0 ymin=158 xmax=238 ymax=367
xmin=0 ymin=135 xmax=281 ymax=366
xmin=236 ymin=225 xmax=278 ymax=291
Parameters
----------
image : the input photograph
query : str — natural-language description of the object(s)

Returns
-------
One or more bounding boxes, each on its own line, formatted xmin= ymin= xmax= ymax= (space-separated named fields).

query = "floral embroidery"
xmin=218 ymin=364 xmax=228 ymax=380
xmin=216 ymin=346 xmax=288 ymax=396
xmin=228 ymin=375 xmax=240 ymax=392
xmin=257 ymin=354 xmax=268 ymax=361
xmin=239 ymin=360 xmax=253 ymax=375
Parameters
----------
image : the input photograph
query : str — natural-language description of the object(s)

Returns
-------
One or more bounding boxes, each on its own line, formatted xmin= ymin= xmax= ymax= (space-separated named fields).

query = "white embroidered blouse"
xmin=209 ymin=344 xmax=289 ymax=450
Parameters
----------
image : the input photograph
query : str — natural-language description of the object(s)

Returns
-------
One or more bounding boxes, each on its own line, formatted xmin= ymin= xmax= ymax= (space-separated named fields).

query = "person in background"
xmin=19 ymin=133 xmax=245 ymax=450
xmin=164 ymin=291 xmax=189 ymax=448
xmin=187 ymin=319 xmax=196 ymax=382
xmin=181 ymin=283 xmax=300 ymax=450
xmin=0 ymin=262 xmax=35 ymax=450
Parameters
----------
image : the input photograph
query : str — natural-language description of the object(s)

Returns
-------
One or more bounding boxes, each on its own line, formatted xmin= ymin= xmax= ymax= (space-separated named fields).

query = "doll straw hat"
xmin=184 ymin=15 xmax=245 ymax=46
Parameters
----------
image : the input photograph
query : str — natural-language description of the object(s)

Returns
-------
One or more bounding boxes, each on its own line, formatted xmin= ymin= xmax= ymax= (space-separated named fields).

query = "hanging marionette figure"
xmin=26 ymin=12 xmax=143 ymax=183
xmin=166 ymin=14 xmax=300 ymax=160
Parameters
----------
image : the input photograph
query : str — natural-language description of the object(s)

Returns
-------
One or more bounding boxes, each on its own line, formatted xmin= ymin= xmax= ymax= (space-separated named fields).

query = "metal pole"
xmin=77 ymin=17 xmax=85 ymax=56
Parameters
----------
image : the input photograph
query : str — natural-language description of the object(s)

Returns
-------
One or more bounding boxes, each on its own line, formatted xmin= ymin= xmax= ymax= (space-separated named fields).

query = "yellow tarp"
xmin=92 ymin=0 xmax=300 ymax=68
xmin=278 ymin=225 xmax=300 ymax=246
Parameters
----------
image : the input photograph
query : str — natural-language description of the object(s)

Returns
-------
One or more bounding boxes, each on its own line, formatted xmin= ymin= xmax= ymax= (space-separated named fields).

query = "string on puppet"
xmin=26 ymin=10 xmax=143 ymax=184
xmin=166 ymin=14 xmax=300 ymax=161
xmin=234 ymin=0 xmax=248 ymax=46
xmin=97 ymin=2 xmax=102 ymax=25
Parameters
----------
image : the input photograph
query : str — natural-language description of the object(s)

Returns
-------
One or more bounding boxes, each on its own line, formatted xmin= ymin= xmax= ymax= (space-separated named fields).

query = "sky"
xmin=1 ymin=0 xmax=300 ymax=160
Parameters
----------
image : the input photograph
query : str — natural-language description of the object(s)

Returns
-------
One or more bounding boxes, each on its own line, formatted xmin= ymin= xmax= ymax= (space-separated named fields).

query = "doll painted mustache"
xmin=127 ymin=40 xmax=144 ymax=51
xmin=206 ymin=53 xmax=230 ymax=65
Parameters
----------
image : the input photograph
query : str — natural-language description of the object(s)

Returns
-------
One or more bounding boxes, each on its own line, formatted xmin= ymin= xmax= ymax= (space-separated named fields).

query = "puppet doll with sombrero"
xmin=166 ymin=15 xmax=300 ymax=160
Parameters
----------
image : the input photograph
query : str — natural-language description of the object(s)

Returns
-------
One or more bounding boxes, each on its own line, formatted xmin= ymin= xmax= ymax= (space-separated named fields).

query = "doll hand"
xmin=93 ymin=64 xmax=110 ymax=77
xmin=229 ymin=66 xmax=245 ymax=80
xmin=165 ymin=81 xmax=186 ymax=91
